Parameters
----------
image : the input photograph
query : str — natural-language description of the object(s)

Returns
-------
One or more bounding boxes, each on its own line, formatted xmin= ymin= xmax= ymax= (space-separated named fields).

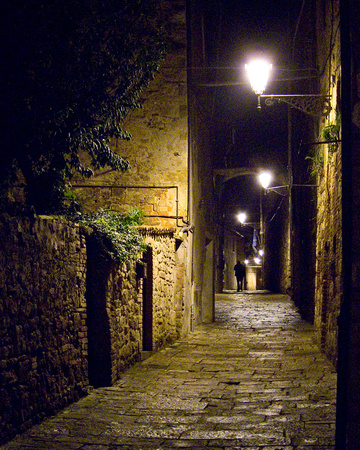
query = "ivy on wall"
xmin=320 ymin=111 xmax=341 ymax=155
xmin=73 ymin=208 xmax=146 ymax=263
xmin=307 ymin=145 xmax=325 ymax=177
xmin=307 ymin=111 xmax=341 ymax=177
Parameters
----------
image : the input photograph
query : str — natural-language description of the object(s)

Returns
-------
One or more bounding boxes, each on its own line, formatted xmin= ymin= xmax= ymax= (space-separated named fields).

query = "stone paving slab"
xmin=1 ymin=292 xmax=337 ymax=449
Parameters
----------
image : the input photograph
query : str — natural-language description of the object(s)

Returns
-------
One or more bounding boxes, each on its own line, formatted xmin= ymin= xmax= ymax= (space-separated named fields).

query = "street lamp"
xmin=247 ymin=57 xmax=329 ymax=297
xmin=258 ymin=171 xmax=272 ymax=190
xmin=258 ymin=170 xmax=317 ymax=195
xmin=237 ymin=212 xmax=247 ymax=225
xmin=246 ymin=59 xmax=331 ymax=117
xmin=245 ymin=60 xmax=272 ymax=109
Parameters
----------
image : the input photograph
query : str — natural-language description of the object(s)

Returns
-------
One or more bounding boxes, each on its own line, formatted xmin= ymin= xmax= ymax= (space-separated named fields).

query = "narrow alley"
xmin=2 ymin=292 xmax=337 ymax=450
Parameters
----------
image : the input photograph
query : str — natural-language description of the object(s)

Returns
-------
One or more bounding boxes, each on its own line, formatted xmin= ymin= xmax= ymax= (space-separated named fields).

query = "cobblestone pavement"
xmin=2 ymin=292 xmax=337 ymax=449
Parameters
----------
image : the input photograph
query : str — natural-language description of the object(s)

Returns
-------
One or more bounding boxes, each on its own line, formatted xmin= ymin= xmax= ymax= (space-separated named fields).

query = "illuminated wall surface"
xmin=314 ymin=0 xmax=342 ymax=368
xmin=73 ymin=2 xmax=188 ymax=229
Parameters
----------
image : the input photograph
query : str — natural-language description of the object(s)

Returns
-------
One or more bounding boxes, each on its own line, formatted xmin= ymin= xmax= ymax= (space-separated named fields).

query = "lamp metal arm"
xmin=259 ymin=94 xmax=331 ymax=117
xmin=266 ymin=183 xmax=318 ymax=196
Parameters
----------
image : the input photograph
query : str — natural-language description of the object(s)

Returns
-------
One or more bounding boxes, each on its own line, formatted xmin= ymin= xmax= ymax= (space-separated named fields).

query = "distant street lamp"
xmin=258 ymin=170 xmax=317 ymax=195
xmin=256 ymin=169 xmax=318 ymax=291
xmin=237 ymin=212 xmax=247 ymax=224
xmin=258 ymin=171 xmax=272 ymax=189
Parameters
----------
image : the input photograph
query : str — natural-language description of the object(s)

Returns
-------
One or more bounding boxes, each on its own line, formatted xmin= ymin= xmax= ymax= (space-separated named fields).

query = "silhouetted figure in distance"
xmin=234 ymin=261 xmax=245 ymax=292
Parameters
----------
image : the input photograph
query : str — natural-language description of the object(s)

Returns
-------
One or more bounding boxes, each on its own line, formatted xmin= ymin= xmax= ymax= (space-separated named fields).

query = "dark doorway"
xmin=86 ymin=236 xmax=112 ymax=387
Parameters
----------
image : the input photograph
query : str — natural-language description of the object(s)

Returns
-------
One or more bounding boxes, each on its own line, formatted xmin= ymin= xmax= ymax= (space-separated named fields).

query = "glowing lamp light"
xmin=244 ymin=259 xmax=249 ymax=265
xmin=259 ymin=249 xmax=264 ymax=257
xmin=258 ymin=171 xmax=272 ymax=189
xmin=245 ymin=60 xmax=272 ymax=96
xmin=237 ymin=212 xmax=247 ymax=224
xmin=254 ymin=257 xmax=261 ymax=265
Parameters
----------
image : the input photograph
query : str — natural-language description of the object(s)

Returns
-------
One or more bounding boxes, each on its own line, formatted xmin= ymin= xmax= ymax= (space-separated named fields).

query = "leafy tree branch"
xmin=1 ymin=0 xmax=169 ymax=213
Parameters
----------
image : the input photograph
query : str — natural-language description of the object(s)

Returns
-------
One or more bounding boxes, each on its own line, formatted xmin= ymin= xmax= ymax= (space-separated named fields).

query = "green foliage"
xmin=74 ymin=208 xmax=146 ymax=263
xmin=306 ymin=147 xmax=324 ymax=177
xmin=306 ymin=112 xmax=341 ymax=177
xmin=2 ymin=0 xmax=169 ymax=213
xmin=319 ymin=111 xmax=341 ymax=155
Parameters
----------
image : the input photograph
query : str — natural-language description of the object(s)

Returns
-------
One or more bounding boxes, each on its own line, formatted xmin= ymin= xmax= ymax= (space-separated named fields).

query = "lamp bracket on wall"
xmin=265 ymin=183 xmax=318 ymax=196
xmin=259 ymin=94 xmax=331 ymax=117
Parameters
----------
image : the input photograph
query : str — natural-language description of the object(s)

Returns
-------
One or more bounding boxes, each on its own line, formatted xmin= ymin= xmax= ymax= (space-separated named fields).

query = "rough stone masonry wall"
xmin=87 ymin=227 xmax=185 ymax=387
xmin=315 ymin=147 xmax=342 ymax=367
xmin=142 ymin=227 xmax=181 ymax=349
xmin=0 ymin=215 xmax=88 ymax=445
xmin=85 ymin=231 xmax=143 ymax=388
xmin=315 ymin=0 xmax=342 ymax=367
xmin=0 ymin=217 xmax=184 ymax=443
xmin=265 ymin=197 xmax=291 ymax=295
xmin=107 ymin=263 xmax=142 ymax=383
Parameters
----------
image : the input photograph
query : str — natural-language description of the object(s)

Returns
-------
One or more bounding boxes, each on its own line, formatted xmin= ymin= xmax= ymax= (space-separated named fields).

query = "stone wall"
xmin=142 ymin=227 xmax=184 ymax=348
xmin=0 ymin=215 xmax=88 ymax=444
xmin=173 ymin=235 xmax=189 ymax=337
xmin=264 ymin=196 xmax=291 ymax=295
xmin=186 ymin=0 xmax=220 ymax=325
xmin=223 ymin=229 xmax=237 ymax=291
xmin=314 ymin=147 xmax=342 ymax=366
xmin=68 ymin=0 xmax=193 ymax=336
xmin=86 ymin=226 xmax=185 ymax=387
xmin=314 ymin=0 xmax=342 ymax=367
xmin=72 ymin=0 xmax=188 ymax=230
xmin=0 ymin=217 xmax=185 ymax=444
xmin=85 ymin=232 xmax=143 ymax=388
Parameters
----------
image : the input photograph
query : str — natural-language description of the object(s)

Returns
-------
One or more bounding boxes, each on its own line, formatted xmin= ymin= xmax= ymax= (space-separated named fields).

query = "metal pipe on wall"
xmin=72 ymin=184 xmax=188 ymax=227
